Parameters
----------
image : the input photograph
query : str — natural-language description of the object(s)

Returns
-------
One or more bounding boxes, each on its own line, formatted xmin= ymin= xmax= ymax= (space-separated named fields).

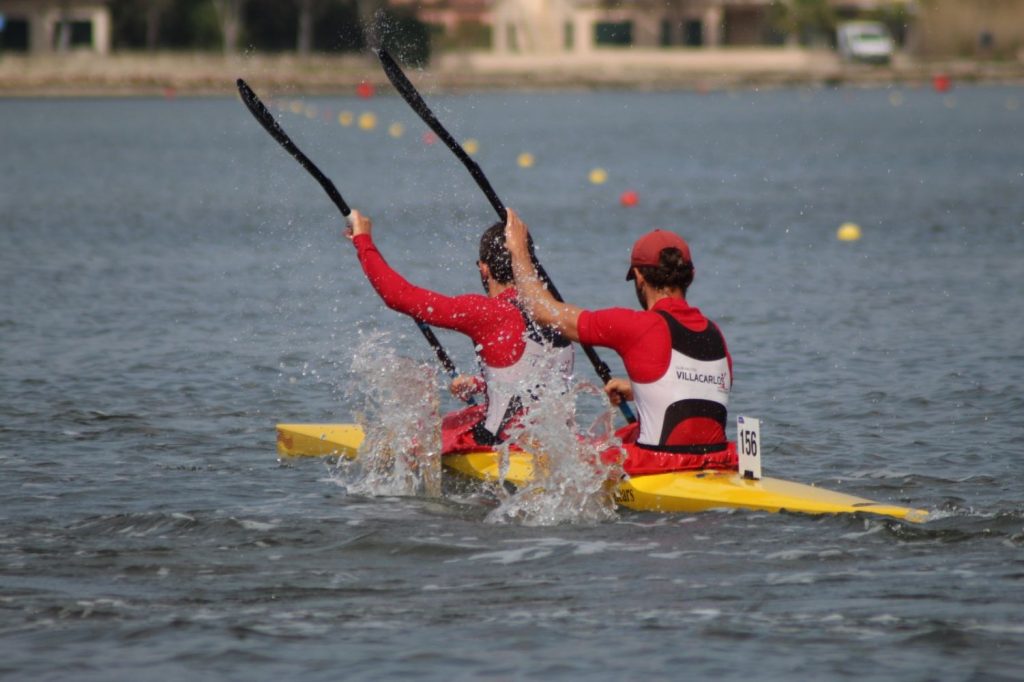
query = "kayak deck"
xmin=276 ymin=423 xmax=536 ymax=486
xmin=276 ymin=423 xmax=928 ymax=522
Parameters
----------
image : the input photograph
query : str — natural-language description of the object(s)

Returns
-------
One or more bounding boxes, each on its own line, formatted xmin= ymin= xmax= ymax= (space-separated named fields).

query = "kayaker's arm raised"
xmin=504 ymin=209 xmax=584 ymax=342
xmin=505 ymin=210 xmax=633 ymax=407
xmin=345 ymin=210 xmax=485 ymax=334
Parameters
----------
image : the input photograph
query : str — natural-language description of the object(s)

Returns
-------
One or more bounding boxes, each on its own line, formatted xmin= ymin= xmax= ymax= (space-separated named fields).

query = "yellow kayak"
xmin=276 ymin=423 xmax=928 ymax=523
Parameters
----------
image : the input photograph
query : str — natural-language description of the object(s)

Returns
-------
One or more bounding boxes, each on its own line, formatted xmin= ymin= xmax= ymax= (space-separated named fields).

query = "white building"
xmin=489 ymin=0 xmax=915 ymax=54
xmin=490 ymin=0 xmax=774 ymax=54
xmin=0 ymin=0 xmax=112 ymax=54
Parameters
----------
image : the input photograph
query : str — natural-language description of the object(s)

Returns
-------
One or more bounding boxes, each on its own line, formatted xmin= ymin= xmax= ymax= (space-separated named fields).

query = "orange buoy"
xmin=356 ymin=81 xmax=375 ymax=99
xmin=620 ymin=190 xmax=639 ymax=207
xmin=933 ymin=74 xmax=952 ymax=93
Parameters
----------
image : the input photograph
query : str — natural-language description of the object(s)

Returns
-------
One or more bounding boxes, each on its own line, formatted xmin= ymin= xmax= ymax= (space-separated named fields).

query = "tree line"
xmin=109 ymin=0 xmax=430 ymax=63
xmin=106 ymin=0 xmax=907 ymax=61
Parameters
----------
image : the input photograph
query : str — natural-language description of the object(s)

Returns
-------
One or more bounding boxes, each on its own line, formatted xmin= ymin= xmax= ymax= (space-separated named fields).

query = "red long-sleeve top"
xmin=353 ymin=233 xmax=527 ymax=369
xmin=577 ymin=298 xmax=732 ymax=384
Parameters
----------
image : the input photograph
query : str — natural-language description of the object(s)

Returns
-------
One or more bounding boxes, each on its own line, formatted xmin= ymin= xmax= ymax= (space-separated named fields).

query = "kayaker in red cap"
xmin=345 ymin=209 xmax=574 ymax=454
xmin=505 ymin=209 xmax=735 ymax=476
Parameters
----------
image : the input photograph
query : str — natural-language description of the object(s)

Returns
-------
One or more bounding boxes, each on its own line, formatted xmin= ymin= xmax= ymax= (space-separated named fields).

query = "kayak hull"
xmin=615 ymin=470 xmax=928 ymax=521
xmin=276 ymin=423 xmax=363 ymax=459
xmin=275 ymin=423 xmax=927 ymax=522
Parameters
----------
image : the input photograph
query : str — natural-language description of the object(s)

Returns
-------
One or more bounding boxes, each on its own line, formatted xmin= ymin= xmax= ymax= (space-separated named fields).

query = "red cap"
xmin=625 ymin=229 xmax=692 ymax=280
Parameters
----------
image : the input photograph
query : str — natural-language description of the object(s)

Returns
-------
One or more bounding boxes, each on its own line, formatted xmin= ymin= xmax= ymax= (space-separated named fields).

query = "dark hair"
xmin=634 ymin=247 xmax=694 ymax=295
xmin=479 ymin=221 xmax=513 ymax=284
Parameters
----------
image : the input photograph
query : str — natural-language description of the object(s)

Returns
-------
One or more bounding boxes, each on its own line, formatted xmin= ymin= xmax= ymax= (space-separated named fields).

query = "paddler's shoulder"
xmin=496 ymin=288 xmax=519 ymax=303
xmin=454 ymin=289 xmax=520 ymax=318
xmin=650 ymin=297 xmax=710 ymax=332
xmin=578 ymin=306 xmax=656 ymax=334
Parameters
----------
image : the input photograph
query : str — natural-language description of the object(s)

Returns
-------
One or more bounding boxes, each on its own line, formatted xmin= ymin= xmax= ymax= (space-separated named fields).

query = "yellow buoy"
xmin=358 ymin=112 xmax=377 ymax=130
xmin=517 ymin=152 xmax=535 ymax=168
xmin=464 ymin=138 xmax=480 ymax=155
xmin=589 ymin=168 xmax=608 ymax=185
xmin=338 ymin=111 xmax=354 ymax=127
xmin=837 ymin=222 xmax=862 ymax=242
xmin=289 ymin=100 xmax=304 ymax=115
xmin=388 ymin=122 xmax=405 ymax=138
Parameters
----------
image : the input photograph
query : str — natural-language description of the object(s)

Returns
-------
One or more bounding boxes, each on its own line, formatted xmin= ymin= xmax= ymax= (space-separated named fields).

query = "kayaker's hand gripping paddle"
xmin=236 ymin=78 xmax=469 ymax=396
xmin=374 ymin=50 xmax=637 ymax=423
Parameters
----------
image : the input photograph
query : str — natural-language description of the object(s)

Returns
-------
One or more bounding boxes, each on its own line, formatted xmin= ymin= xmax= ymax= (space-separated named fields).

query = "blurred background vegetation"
xmin=108 ymin=0 xmax=431 ymax=64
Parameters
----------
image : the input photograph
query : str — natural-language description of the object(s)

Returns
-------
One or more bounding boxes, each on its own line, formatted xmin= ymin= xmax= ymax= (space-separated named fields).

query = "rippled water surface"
xmin=2 ymin=83 xmax=1023 ymax=681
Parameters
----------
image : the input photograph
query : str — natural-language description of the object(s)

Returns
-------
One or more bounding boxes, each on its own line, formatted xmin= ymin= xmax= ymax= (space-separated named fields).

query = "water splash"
xmin=333 ymin=331 xmax=621 ymax=525
xmin=486 ymin=380 xmax=621 ymax=527
xmin=336 ymin=330 xmax=442 ymax=498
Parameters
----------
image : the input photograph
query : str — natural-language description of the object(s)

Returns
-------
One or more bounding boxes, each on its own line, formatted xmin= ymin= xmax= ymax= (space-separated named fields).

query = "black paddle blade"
xmin=236 ymin=78 xmax=350 ymax=217
xmin=237 ymin=78 xmax=280 ymax=138
xmin=375 ymin=49 xmax=506 ymax=223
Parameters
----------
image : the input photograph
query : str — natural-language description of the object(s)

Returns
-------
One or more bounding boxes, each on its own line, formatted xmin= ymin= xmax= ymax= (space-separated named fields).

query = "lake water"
xmin=2 ymin=81 xmax=1023 ymax=681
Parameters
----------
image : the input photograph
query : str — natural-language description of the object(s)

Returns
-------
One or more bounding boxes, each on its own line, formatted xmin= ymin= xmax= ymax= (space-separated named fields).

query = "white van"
xmin=836 ymin=21 xmax=895 ymax=64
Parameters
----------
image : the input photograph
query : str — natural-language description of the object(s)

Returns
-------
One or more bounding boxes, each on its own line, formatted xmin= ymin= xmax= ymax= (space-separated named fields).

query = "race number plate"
xmin=737 ymin=416 xmax=762 ymax=480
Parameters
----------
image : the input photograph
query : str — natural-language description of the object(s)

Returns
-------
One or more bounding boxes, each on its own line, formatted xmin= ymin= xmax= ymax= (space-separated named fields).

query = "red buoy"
xmin=422 ymin=131 xmax=437 ymax=145
xmin=933 ymin=74 xmax=952 ymax=93
xmin=356 ymin=81 xmax=375 ymax=99
xmin=620 ymin=190 xmax=639 ymax=207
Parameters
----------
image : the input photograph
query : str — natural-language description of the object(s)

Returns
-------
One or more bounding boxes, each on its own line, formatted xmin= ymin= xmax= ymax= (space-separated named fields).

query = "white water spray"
xmin=485 ymin=377 xmax=622 ymax=527
xmin=335 ymin=331 xmax=624 ymax=525
xmin=337 ymin=330 xmax=442 ymax=498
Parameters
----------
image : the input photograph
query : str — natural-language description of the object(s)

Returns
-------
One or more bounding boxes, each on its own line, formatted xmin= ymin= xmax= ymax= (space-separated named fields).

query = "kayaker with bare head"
xmin=504 ymin=209 xmax=734 ymax=476
xmin=345 ymin=209 xmax=574 ymax=453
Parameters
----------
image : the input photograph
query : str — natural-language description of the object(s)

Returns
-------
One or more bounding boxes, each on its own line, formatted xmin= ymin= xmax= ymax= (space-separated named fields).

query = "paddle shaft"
xmin=375 ymin=51 xmax=636 ymax=423
xmin=237 ymin=79 xmax=350 ymax=217
xmin=236 ymin=78 xmax=467 ymax=390
xmin=374 ymin=50 xmax=506 ymax=223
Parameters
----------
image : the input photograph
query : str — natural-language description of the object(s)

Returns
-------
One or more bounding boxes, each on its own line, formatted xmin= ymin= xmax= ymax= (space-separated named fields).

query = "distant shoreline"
xmin=2 ymin=50 xmax=1023 ymax=97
